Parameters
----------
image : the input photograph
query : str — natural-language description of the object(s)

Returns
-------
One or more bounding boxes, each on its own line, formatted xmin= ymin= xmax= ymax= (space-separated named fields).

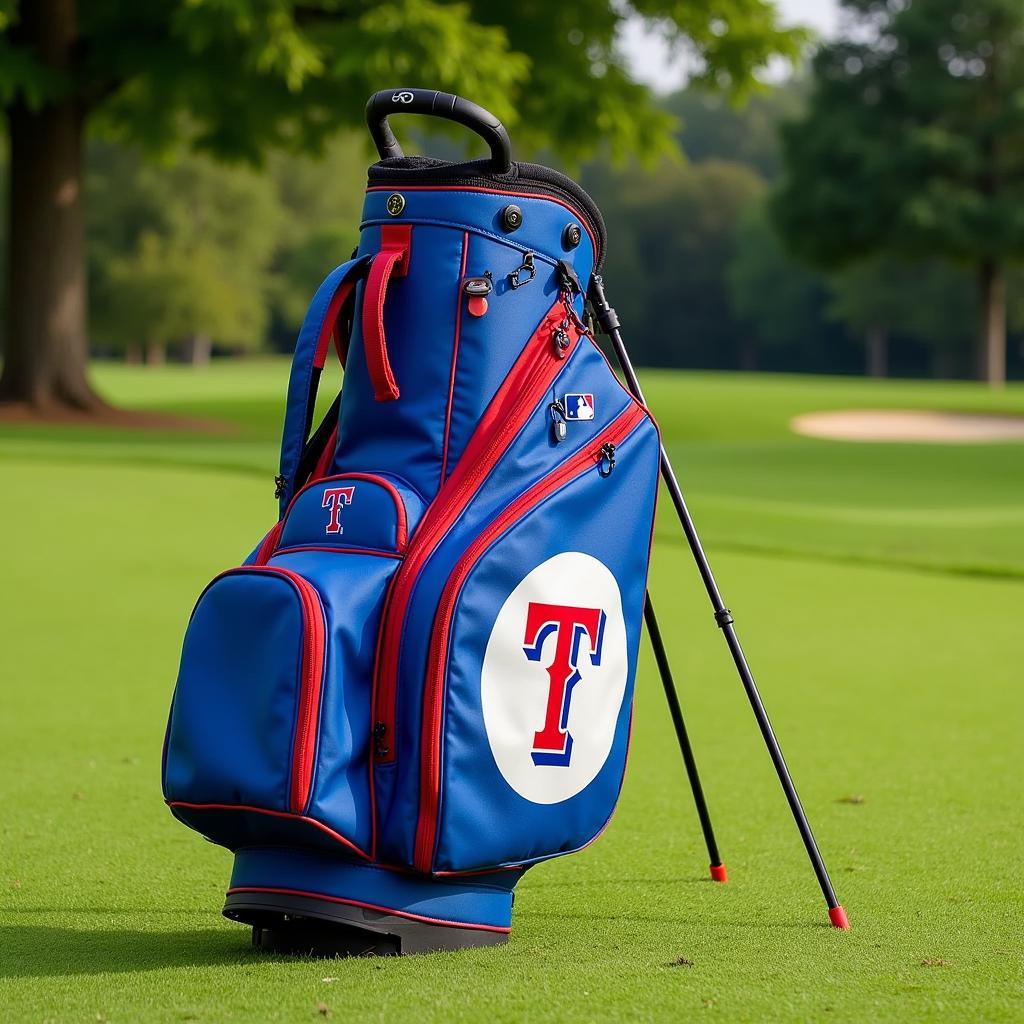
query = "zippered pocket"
xmin=373 ymin=295 xmax=587 ymax=762
xmin=163 ymin=566 xmax=327 ymax=821
xmin=412 ymin=402 xmax=660 ymax=873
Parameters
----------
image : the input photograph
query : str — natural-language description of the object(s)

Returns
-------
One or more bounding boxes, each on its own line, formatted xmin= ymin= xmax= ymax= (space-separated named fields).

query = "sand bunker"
xmin=791 ymin=409 xmax=1024 ymax=444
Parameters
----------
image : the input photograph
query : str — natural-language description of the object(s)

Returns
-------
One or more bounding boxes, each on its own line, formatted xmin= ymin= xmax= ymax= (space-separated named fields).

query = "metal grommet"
xmin=501 ymin=204 xmax=523 ymax=232
xmin=563 ymin=223 xmax=582 ymax=249
xmin=386 ymin=193 xmax=405 ymax=216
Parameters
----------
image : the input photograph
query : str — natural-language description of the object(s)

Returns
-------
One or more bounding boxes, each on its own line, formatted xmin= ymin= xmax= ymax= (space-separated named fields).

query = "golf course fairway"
xmin=1 ymin=364 xmax=1020 ymax=1022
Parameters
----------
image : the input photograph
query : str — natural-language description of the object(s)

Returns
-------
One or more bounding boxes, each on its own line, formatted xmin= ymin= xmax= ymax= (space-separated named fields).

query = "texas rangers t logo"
xmin=523 ymin=602 xmax=606 ymax=766
xmin=321 ymin=486 xmax=355 ymax=534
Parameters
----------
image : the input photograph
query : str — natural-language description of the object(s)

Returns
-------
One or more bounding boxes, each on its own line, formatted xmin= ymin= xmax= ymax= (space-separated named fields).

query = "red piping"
xmin=365 ymin=185 xmax=598 ymax=259
xmin=254 ymin=522 xmax=284 ymax=565
xmin=272 ymin=545 xmax=402 ymax=560
xmin=276 ymin=472 xmax=410 ymax=553
xmin=168 ymin=802 xmax=369 ymax=860
xmin=226 ymin=886 xmax=511 ymax=933
xmin=198 ymin=566 xmax=326 ymax=812
xmin=412 ymin=402 xmax=649 ymax=871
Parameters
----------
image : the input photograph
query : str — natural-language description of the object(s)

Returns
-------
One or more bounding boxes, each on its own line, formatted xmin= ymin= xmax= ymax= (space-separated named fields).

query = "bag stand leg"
xmin=645 ymin=594 xmax=727 ymax=882
xmin=589 ymin=276 xmax=849 ymax=930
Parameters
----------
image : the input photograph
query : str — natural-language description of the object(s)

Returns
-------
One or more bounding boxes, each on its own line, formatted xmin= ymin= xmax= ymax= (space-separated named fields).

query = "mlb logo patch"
xmin=563 ymin=394 xmax=595 ymax=421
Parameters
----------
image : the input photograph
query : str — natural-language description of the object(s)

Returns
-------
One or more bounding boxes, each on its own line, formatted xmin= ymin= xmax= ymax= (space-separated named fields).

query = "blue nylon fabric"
xmin=374 ymin=339 xmax=639 ymax=865
xmin=279 ymin=474 xmax=425 ymax=553
xmin=163 ymin=571 xmax=307 ymax=813
xmin=334 ymin=225 xmax=462 ymax=500
xmin=360 ymin=187 xmax=597 ymax=277
xmin=331 ymin=190 xmax=594 ymax=501
xmin=278 ymin=256 xmax=365 ymax=514
xmin=266 ymin=549 xmax=402 ymax=853
xmin=166 ymin=177 xmax=661 ymax=910
xmin=230 ymin=847 xmax=520 ymax=929
xmin=435 ymin=417 xmax=661 ymax=871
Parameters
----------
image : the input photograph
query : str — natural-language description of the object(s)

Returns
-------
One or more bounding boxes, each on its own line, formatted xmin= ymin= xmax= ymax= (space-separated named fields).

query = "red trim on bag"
xmin=168 ymin=802 xmax=369 ymax=859
xmin=313 ymin=280 xmax=355 ymax=370
xmin=361 ymin=225 xmax=409 ymax=401
xmin=197 ymin=566 xmax=326 ymax=812
xmin=371 ymin=299 xmax=585 ymax=769
xmin=272 ymin=545 xmax=401 ymax=560
xmin=225 ymin=885 xmax=512 ymax=933
xmin=440 ymin=231 xmax=470 ymax=483
xmin=412 ymin=402 xmax=649 ymax=871
xmin=365 ymin=185 xmax=598 ymax=258
xmin=254 ymin=521 xmax=285 ymax=565
xmin=275 ymin=472 xmax=410 ymax=553
xmin=310 ymin=425 xmax=339 ymax=483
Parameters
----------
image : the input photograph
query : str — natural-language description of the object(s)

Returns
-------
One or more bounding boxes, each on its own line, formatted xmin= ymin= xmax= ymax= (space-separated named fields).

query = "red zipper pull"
xmin=463 ymin=273 xmax=492 ymax=318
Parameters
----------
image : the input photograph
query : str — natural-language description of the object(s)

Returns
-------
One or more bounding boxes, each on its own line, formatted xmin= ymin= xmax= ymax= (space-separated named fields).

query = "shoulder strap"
xmin=277 ymin=255 xmax=369 ymax=514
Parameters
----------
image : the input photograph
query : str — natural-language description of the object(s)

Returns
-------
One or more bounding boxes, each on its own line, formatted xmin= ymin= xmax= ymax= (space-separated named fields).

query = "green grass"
xmin=1 ymin=362 xmax=1022 ymax=1022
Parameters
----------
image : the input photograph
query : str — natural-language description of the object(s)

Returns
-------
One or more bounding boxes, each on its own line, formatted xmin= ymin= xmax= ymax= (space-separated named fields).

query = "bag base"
xmin=222 ymin=848 xmax=520 ymax=955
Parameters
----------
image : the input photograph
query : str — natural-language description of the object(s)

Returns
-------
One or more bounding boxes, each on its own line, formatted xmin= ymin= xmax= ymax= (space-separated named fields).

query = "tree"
xmin=771 ymin=0 xmax=1024 ymax=386
xmin=0 ymin=0 xmax=802 ymax=413
xmin=88 ymin=145 xmax=281 ymax=363
xmin=585 ymin=157 xmax=765 ymax=367
xmin=727 ymin=200 xmax=828 ymax=369
xmin=827 ymin=257 xmax=976 ymax=377
xmin=665 ymin=79 xmax=806 ymax=180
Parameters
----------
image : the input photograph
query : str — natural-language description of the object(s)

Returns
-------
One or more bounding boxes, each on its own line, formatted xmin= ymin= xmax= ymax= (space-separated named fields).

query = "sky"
xmin=621 ymin=0 xmax=842 ymax=93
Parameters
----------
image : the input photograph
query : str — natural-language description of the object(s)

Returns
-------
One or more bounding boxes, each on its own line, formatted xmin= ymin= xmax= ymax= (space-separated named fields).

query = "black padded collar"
xmin=367 ymin=157 xmax=606 ymax=269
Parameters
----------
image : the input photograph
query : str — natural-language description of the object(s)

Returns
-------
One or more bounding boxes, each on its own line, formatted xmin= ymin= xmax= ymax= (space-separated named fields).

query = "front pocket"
xmin=163 ymin=567 xmax=326 ymax=823
xmin=415 ymin=402 xmax=660 ymax=873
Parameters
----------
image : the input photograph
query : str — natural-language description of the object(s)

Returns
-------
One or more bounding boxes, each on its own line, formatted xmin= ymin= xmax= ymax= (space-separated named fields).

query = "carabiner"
xmin=509 ymin=251 xmax=536 ymax=289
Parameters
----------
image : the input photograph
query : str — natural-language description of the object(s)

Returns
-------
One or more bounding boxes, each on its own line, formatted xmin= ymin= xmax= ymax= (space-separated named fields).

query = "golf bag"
xmin=162 ymin=89 xmax=663 ymax=952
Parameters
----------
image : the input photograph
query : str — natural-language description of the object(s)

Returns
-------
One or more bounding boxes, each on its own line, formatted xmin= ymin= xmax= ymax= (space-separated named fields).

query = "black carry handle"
xmin=365 ymin=88 xmax=512 ymax=173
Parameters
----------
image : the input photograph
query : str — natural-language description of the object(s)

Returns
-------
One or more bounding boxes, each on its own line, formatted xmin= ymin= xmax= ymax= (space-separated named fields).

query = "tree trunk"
xmin=0 ymin=0 xmax=103 ymax=411
xmin=931 ymin=347 xmax=956 ymax=380
xmin=145 ymin=342 xmax=167 ymax=366
xmin=738 ymin=336 xmax=758 ymax=372
xmin=183 ymin=334 xmax=213 ymax=366
xmin=865 ymin=326 xmax=888 ymax=378
xmin=977 ymin=260 xmax=1006 ymax=388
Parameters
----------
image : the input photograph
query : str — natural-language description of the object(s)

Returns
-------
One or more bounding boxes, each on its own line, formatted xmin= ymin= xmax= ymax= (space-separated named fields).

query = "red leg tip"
xmin=709 ymin=863 xmax=728 ymax=883
xmin=829 ymin=905 xmax=850 ymax=930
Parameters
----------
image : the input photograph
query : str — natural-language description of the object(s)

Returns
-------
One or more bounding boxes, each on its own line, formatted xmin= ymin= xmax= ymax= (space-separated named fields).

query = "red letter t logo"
xmin=322 ymin=486 xmax=355 ymax=534
xmin=523 ymin=602 xmax=606 ymax=767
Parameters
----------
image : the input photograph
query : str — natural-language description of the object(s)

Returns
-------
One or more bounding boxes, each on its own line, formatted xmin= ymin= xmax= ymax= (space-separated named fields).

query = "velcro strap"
xmin=361 ymin=225 xmax=410 ymax=402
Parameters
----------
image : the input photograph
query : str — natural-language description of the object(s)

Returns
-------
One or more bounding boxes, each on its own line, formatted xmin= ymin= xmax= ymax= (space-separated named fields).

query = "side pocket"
xmin=163 ymin=567 xmax=328 ymax=828
xmin=418 ymin=405 xmax=661 ymax=873
xmin=163 ymin=472 xmax=421 ymax=857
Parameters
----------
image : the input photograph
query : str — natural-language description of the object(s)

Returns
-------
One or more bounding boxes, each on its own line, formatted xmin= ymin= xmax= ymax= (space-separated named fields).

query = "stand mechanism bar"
xmin=589 ymin=275 xmax=848 ymax=929
xmin=644 ymin=593 xmax=726 ymax=880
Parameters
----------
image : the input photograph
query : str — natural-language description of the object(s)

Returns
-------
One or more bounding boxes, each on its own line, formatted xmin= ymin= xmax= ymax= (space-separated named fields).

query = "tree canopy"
xmin=771 ymin=0 xmax=1024 ymax=385
xmin=0 ymin=0 xmax=805 ymax=410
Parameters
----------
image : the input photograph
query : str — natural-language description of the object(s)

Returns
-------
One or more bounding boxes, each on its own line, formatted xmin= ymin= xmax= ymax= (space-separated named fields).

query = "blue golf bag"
xmin=161 ymin=89 xmax=663 ymax=953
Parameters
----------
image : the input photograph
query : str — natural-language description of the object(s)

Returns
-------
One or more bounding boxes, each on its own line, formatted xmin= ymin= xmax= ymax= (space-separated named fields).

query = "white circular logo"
xmin=481 ymin=552 xmax=628 ymax=805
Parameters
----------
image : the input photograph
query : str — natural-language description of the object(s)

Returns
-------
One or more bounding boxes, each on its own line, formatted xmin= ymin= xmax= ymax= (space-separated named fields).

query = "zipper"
xmin=371 ymin=297 xmax=586 ymax=763
xmin=412 ymin=401 xmax=649 ymax=871
xmin=206 ymin=566 xmax=327 ymax=814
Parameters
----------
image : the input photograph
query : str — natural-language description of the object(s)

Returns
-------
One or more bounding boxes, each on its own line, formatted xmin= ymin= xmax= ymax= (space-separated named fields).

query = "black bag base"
xmin=224 ymin=891 xmax=508 ymax=956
